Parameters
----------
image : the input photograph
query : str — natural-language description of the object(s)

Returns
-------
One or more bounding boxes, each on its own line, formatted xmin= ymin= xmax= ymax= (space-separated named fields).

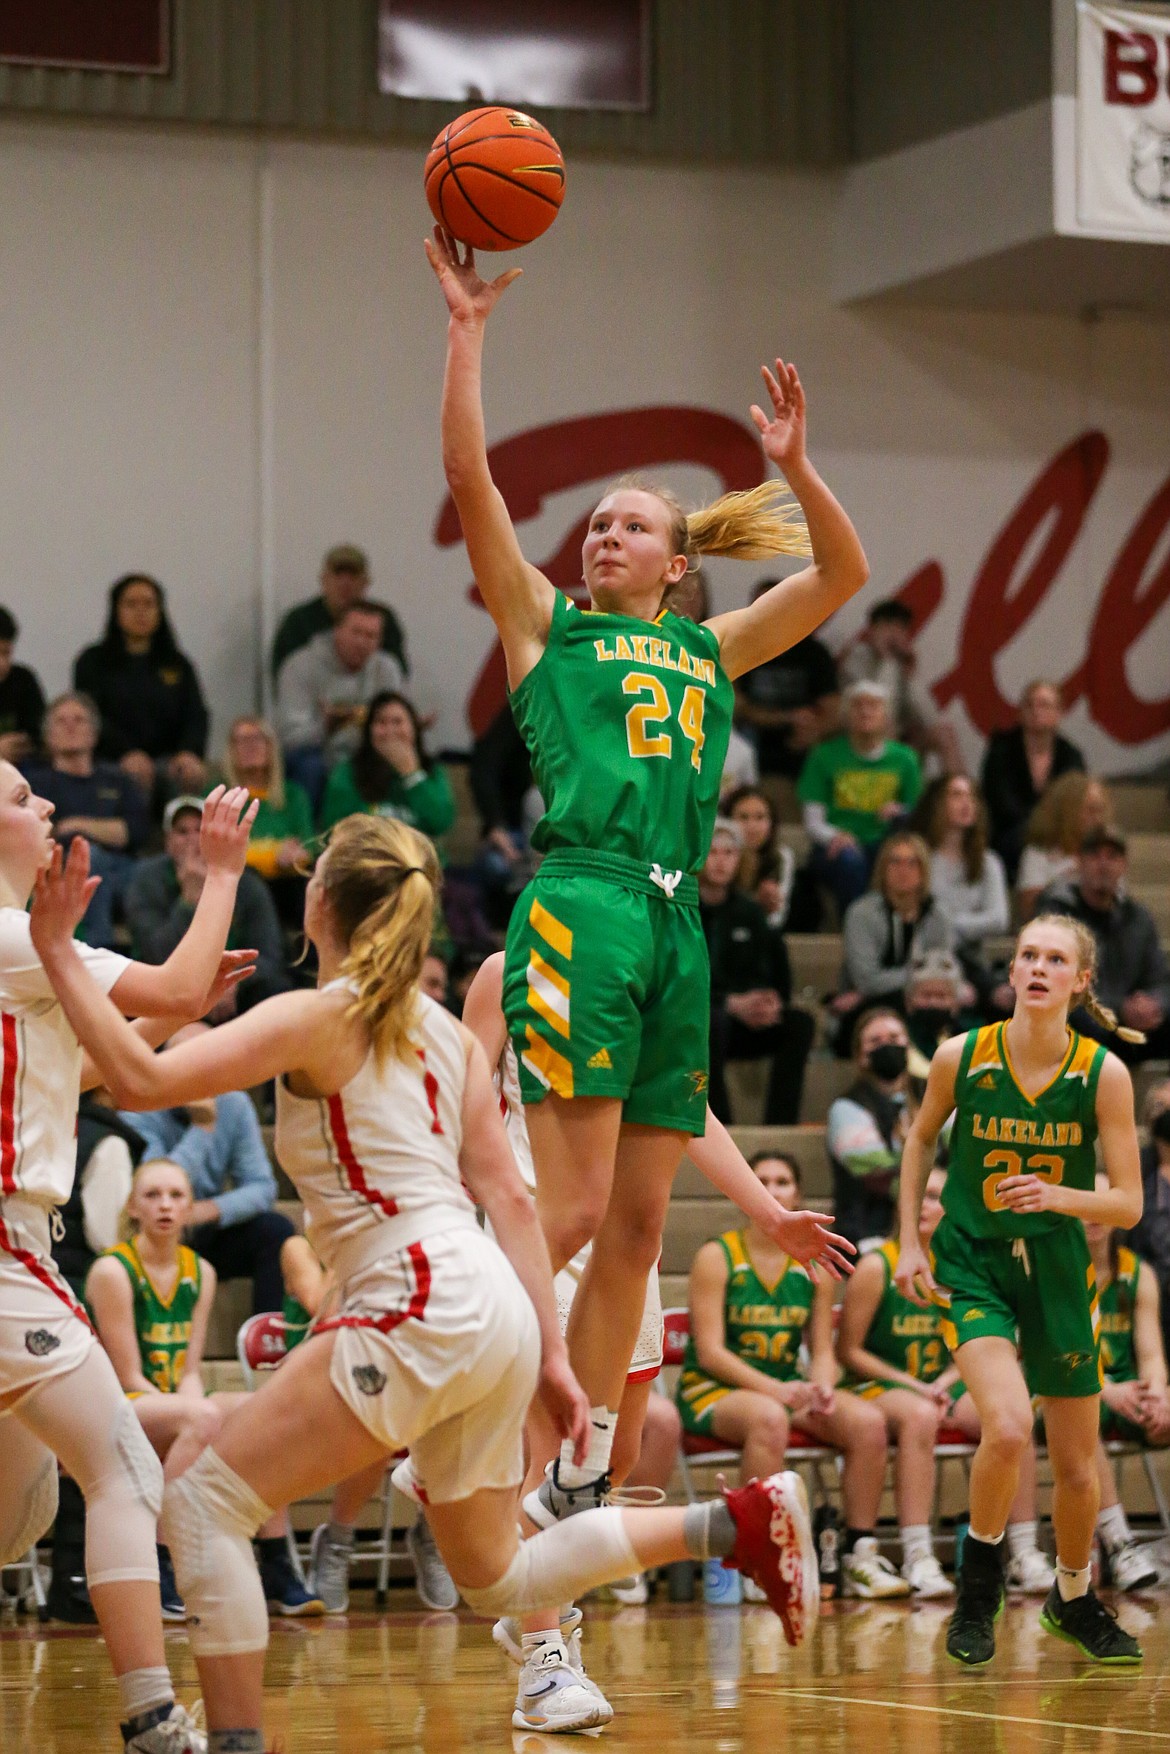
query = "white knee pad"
xmin=84 ymin=1400 xmax=165 ymax=1587
xmin=0 ymin=1427 xmax=58 ymax=1566
xmin=458 ymin=1508 xmax=639 ymax=1618
xmin=161 ymin=1448 xmax=272 ymax=1657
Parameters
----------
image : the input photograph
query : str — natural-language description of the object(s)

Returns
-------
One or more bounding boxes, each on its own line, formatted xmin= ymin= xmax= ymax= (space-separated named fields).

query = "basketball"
xmin=425 ymin=106 xmax=566 ymax=251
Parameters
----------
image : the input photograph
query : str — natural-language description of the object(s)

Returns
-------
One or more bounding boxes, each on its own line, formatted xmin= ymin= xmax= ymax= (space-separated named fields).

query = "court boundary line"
xmin=768 ymin=1684 xmax=1168 ymax=1739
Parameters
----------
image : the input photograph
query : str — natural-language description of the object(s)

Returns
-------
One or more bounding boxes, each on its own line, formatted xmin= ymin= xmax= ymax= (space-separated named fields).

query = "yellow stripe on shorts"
xmin=530 ymin=898 xmax=573 ymax=960
xmin=526 ymin=950 xmax=570 ymax=1039
xmin=522 ymin=1025 xmax=574 ymax=1099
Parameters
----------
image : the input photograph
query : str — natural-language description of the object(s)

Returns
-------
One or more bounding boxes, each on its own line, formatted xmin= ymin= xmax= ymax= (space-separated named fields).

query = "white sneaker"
xmin=1107 ymin=1538 xmax=1159 ymax=1593
xmin=308 ymin=1523 xmax=351 ymax=1614
xmin=841 ymin=1537 xmax=911 ymax=1599
xmin=901 ymin=1553 xmax=954 ymax=1599
xmin=494 ymin=1606 xmax=583 ymax=1665
xmin=407 ymin=1516 xmax=459 ymax=1611
xmin=512 ymin=1642 xmax=609 ymax=1733
xmin=561 ymin=1619 xmax=615 ymax=1725
xmin=122 ymin=1702 xmax=207 ymax=1753
xmin=1004 ymin=1546 xmax=1055 ymax=1594
xmin=608 ymin=1572 xmax=648 ymax=1606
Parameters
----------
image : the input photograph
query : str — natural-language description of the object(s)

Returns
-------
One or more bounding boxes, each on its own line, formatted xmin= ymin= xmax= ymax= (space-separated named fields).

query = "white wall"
xmin=1 ymin=119 xmax=1167 ymax=772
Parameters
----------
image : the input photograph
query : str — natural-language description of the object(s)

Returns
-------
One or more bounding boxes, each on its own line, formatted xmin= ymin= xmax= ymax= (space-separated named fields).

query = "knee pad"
xmin=162 ymin=1448 xmax=272 ymax=1657
xmin=83 ymin=1401 xmax=166 ymax=1588
xmin=0 ymin=1444 xmax=58 ymax=1567
xmin=114 ymin=1398 xmax=164 ymax=1517
xmin=458 ymin=1508 xmax=638 ymax=1619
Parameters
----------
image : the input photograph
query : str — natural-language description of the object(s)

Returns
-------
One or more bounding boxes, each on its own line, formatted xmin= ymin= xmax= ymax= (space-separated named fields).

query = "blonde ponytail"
xmin=606 ymin=475 xmax=811 ymax=570
xmin=1024 ymin=914 xmax=1146 ymax=1045
xmin=321 ymin=816 xmax=441 ymax=1065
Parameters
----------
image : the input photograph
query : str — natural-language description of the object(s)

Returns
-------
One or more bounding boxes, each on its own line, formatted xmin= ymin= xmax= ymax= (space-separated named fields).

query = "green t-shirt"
xmin=510 ymin=592 xmax=733 ymax=874
xmin=94 ymin=1239 xmax=203 ymax=1394
xmin=318 ymin=759 xmax=456 ymax=842
xmin=203 ymin=779 xmax=314 ymax=879
xmin=797 ymin=735 xmax=922 ymax=844
xmin=681 ymin=1229 xmax=815 ymax=1384
xmin=943 ymin=1022 xmax=1106 ymax=1241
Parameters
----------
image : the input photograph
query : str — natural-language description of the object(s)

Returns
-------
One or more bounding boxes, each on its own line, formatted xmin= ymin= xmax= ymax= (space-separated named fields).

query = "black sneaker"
xmin=1039 ymin=1585 xmax=1143 ymax=1663
xmin=156 ymin=1545 xmax=185 ymax=1624
xmin=946 ymin=1536 xmax=1004 ymax=1667
xmin=258 ymin=1544 xmax=326 ymax=1618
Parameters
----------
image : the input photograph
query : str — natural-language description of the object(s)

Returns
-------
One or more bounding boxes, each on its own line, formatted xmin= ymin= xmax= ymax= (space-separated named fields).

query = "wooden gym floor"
xmin=2 ymin=1592 xmax=1166 ymax=1754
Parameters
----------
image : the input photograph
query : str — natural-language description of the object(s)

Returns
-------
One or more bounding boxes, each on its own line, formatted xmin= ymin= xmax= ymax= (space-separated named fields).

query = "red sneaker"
xmin=722 ymin=1470 xmax=819 ymax=1647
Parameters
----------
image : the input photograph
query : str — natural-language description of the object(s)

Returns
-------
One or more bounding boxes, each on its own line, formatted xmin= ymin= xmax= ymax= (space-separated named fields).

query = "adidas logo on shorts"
xmin=587 ymin=1048 xmax=613 ymax=1069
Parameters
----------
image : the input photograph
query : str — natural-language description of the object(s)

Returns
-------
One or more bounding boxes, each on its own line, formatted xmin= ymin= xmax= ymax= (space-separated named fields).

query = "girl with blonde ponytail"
xmin=32 ymin=815 xmax=826 ymax=1745
xmin=894 ymin=913 xmax=1145 ymax=1668
xmin=426 ymin=228 xmax=868 ymax=1524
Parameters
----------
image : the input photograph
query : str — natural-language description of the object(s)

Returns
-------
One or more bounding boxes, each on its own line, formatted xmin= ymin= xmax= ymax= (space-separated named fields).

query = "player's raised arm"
xmin=706 ymin=358 xmax=869 ymax=679
xmin=426 ymin=228 xmax=555 ymax=688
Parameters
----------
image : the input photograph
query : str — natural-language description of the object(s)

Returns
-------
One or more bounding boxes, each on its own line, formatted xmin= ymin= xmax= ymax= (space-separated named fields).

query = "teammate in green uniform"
xmin=678 ymin=1152 xmax=906 ymax=1598
xmin=839 ymin=1165 xmax=1053 ymax=1600
xmin=898 ymin=915 xmax=1145 ymax=1667
xmin=1084 ymin=1172 xmax=1169 ymax=1591
xmin=427 ymin=225 xmax=868 ymax=1514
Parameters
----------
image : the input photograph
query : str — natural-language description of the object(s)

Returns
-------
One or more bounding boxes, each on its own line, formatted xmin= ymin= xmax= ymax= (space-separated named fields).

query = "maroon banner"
xmin=0 ymin=1 xmax=168 ymax=73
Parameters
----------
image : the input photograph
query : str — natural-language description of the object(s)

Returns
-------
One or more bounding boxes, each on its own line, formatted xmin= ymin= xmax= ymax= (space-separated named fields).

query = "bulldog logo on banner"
xmin=1076 ymin=0 xmax=1170 ymax=234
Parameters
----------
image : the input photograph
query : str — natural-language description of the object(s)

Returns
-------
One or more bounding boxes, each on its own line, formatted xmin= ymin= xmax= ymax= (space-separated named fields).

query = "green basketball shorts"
xmin=930 ymin=1217 xmax=1103 ymax=1399
xmin=502 ymin=847 xmax=710 ymax=1135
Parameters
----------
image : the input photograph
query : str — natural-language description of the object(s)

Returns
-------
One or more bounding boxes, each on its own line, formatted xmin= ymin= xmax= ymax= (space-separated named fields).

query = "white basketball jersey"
xmin=0 ymin=909 xmax=128 ymax=1209
xmin=275 ymin=987 xmax=474 ymax=1270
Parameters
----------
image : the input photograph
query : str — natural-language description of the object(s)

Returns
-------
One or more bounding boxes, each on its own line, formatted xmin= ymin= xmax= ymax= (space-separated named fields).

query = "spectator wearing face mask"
xmin=1124 ymin=1080 xmax=1170 ymax=1367
xmin=826 ymin=1008 xmax=917 ymax=1251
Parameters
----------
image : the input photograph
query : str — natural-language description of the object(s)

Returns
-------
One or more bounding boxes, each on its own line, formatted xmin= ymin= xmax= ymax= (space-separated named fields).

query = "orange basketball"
xmin=425 ymin=107 xmax=566 ymax=251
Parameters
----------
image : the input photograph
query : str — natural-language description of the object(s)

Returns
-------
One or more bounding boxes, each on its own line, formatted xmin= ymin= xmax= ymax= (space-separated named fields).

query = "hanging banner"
xmin=1076 ymin=1 xmax=1170 ymax=235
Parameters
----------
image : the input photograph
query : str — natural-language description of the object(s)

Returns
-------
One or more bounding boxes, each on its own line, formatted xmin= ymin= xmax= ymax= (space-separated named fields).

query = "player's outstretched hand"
xmin=198 ymin=949 xmax=258 ymax=1018
xmin=894 ymin=1240 xmax=938 ymax=1309
xmin=750 ymin=357 xmax=807 ymax=478
xmin=425 ymin=226 xmax=522 ymax=323
xmin=760 ymin=1204 xmax=856 ymax=1281
xmin=200 ymin=785 xmax=259 ymax=878
xmin=537 ymin=1349 xmax=591 ymax=1467
xmin=30 ymin=839 xmax=100 ymax=957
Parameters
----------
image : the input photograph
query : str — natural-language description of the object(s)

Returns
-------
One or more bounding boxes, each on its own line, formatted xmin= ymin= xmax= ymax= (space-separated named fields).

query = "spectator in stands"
xmin=125 ymin=797 xmax=291 ymax=1015
xmin=1015 ymin=772 xmax=1113 ymax=920
xmin=1036 ymin=825 xmax=1170 ymax=1062
xmin=25 ymin=692 xmax=150 ymax=947
xmin=320 ymin=690 xmax=455 ymax=843
xmin=725 ymin=784 xmax=794 ymax=927
xmin=839 ymin=598 xmax=963 ymax=775
xmin=676 ymin=1150 xmax=908 ymax=1598
xmin=420 ymin=949 xmax=450 ymax=1007
xmin=980 ymin=678 xmax=1085 ymax=881
xmin=1126 ymin=1080 xmax=1170 ymax=1364
xmin=832 ymin=832 xmax=962 ymax=1054
xmin=123 ymin=1023 xmax=296 ymax=1314
xmin=733 ymin=578 xmax=838 ymax=781
xmin=1086 ymin=1172 xmax=1170 ymax=1593
xmin=469 ymin=702 xmax=537 ymax=929
xmin=919 ymin=774 xmax=1010 ymax=951
xmin=276 ymin=601 xmax=405 ymax=809
xmin=73 ymin=573 xmax=209 ymax=802
xmin=699 ymin=819 xmax=814 ymax=1125
xmin=0 ymin=604 xmax=46 ymax=763
xmin=271 ymin=542 xmax=409 ymax=680
xmin=827 ymin=1007 xmax=915 ymax=1249
xmin=799 ymin=680 xmax=922 ymax=915
xmin=220 ymin=715 xmax=314 ymax=929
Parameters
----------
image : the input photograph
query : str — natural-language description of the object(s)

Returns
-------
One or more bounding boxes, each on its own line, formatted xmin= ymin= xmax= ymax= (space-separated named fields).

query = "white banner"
xmin=1076 ymin=1 xmax=1170 ymax=236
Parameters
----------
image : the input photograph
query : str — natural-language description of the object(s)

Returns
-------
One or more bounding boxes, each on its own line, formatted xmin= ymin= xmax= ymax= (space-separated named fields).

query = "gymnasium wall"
xmin=1 ymin=118 xmax=1168 ymax=773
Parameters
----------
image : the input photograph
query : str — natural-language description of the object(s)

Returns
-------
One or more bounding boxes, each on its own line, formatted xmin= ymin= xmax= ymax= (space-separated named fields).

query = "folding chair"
xmin=1105 ymin=1440 xmax=1170 ymax=1540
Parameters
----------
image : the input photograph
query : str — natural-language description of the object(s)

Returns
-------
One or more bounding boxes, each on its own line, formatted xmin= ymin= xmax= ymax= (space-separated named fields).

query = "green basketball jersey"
xmin=943 ymin=1022 xmax=1106 ymax=1241
xmin=682 ymin=1229 xmax=815 ymax=1383
xmin=861 ymin=1240 xmax=950 ymax=1383
xmin=1097 ymin=1246 xmax=1141 ymax=1385
xmin=105 ymin=1238 xmax=202 ymax=1393
xmin=509 ymin=592 xmax=733 ymax=874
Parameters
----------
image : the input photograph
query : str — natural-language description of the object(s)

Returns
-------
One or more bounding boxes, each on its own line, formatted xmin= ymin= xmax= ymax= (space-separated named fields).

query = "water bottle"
xmin=953 ymin=1515 xmax=969 ymax=1574
xmin=703 ymin=1556 xmax=743 ymax=1605
xmin=813 ymin=1502 xmax=841 ymax=1600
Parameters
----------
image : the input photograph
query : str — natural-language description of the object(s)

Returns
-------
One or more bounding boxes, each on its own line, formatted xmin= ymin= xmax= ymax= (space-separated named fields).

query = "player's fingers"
xmin=748 ymin=402 xmax=768 ymax=433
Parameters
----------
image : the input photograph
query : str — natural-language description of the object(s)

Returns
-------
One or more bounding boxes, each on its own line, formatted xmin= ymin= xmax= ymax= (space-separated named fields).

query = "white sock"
xmin=968 ymin=1527 xmax=1005 ymax=1547
xmin=558 ymin=1407 xmax=617 ymax=1490
xmin=1006 ymin=1519 xmax=1038 ymax=1561
xmin=900 ymin=1525 xmax=933 ymax=1568
xmin=521 ymin=1630 xmax=567 ymax=1657
xmin=117 ymin=1668 xmax=173 ymax=1723
xmin=1097 ymin=1502 xmax=1130 ymax=1554
xmin=1057 ymin=1561 xmax=1091 ymax=1602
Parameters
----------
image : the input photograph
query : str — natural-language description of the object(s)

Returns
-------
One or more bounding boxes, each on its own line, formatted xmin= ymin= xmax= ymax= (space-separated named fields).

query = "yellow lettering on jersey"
xmin=983 ymin=1115 xmax=999 ymax=1141
xmin=630 ymin=635 xmax=650 ymax=663
xmin=1041 ymin=1121 xmax=1056 ymax=1147
xmin=697 ymin=658 xmax=716 ymax=686
xmin=661 ymin=642 xmax=679 ymax=670
xmin=594 ymin=639 xmax=615 ymax=661
xmin=676 ymin=647 xmax=694 ymax=678
xmin=892 ymin=1314 xmax=937 ymax=1337
xmin=614 ymin=635 xmax=634 ymax=661
xmin=647 ymin=637 xmax=665 ymax=667
xmin=1069 ymin=1122 xmax=1082 ymax=1145
xmin=972 ymin=1113 xmax=985 ymax=1139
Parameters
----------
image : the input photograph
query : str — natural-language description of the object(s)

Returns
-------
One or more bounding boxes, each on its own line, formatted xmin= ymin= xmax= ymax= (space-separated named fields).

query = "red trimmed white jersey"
xmin=0 ymin=909 xmax=128 ymax=1209
xmin=274 ymin=987 xmax=473 ymax=1269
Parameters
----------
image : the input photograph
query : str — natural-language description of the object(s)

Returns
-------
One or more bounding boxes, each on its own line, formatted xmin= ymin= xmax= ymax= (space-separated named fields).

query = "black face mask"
xmin=867 ymin=1043 xmax=908 ymax=1081
xmin=1152 ymin=1111 xmax=1170 ymax=1147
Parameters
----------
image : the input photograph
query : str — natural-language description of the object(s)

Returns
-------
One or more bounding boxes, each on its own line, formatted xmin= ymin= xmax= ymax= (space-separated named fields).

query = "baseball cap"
xmin=163 ymin=795 xmax=204 ymax=832
xmin=843 ymin=679 xmax=890 ymax=705
xmin=323 ymin=543 xmax=369 ymax=573
xmin=1080 ymin=824 xmax=1127 ymax=855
